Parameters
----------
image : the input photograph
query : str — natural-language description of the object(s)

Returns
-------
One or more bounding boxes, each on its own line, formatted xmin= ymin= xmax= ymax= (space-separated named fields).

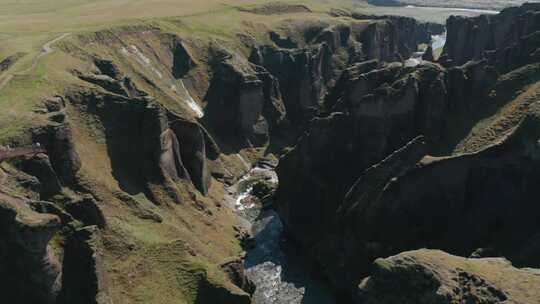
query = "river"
xmin=359 ymin=3 xmax=499 ymax=23
xmin=227 ymin=165 xmax=337 ymax=304
xmin=404 ymin=5 xmax=499 ymax=15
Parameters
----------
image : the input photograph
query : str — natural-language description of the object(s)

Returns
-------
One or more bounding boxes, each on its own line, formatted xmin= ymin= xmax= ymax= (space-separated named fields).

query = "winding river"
xmin=227 ymin=165 xmax=337 ymax=304
xmin=404 ymin=5 xmax=499 ymax=15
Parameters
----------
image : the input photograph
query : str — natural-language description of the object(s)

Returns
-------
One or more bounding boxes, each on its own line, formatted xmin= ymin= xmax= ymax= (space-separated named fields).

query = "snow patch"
xmin=119 ymin=45 xmax=204 ymax=118
xmin=170 ymin=81 xmax=204 ymax=118
xmin=120 ymin=45 xmax=163 ymax=79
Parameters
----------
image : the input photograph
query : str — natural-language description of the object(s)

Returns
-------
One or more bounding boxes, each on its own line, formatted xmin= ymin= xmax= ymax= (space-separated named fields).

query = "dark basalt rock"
xmin=250 ymin=43 xmax=331 ymax=126
xmin=17 ymin=153 xmax=63 ymax=199
xmin=0 ymin=195 xmax=62 ymax=304
xmin=249 ymin=17 xmax=435 ymax=129
xmin=171 ymin=37 xmax=197 ymax=79
xmin=274 ymin=7 xmax=540 ymax=294
xmin=93 ymin=58 xmax=121 ymax=80
xmin=79 ymin=73 xmax=127 ymax=96
xmin=269 ymin=31 xmax=298 ymax=49
xmin=33 ymin=123 xmax=82 ymax=186
xmin=205 ymin=48 xmax=288 ymax=147
xmin=253 ymin=65 xmax=287 ymax=133
xmin=278 ymin=97 xmax=540 ymax=294
xmin=359 ymin=21 xmax=403 ymax=62
xmin=194 ymin=277 xmax=251 ymax=304
xmin=64 ymin=195 xmax=106 ymax=228
xmin=60 ymin=226 xmax=112 ymax=304
xmin=168 ymin=113 xmax=212 ymax=195
xmin=443 ymin=3 xmax=540 ymax=66
xmin=275 ymin=62 xmax=448 ymax=254
xmin=220 ymin=258 xmax=256 ymax=295
xmin=350 ymin=14 xmax=443 ymax=59
xmin=78 ymin=71 xmax=146 ymax=99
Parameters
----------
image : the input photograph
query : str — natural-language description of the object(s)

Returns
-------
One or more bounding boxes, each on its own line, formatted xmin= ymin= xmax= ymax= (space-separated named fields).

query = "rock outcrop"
xmin=66 ymin=90 xmax=215 ymax=200
xmin=16 ymin=153 xmax=63 ymax=199
xmin=205 ymin=46 xmax=287 ymax=146
xmin=33 ymin=123 xmax=82 ymax=186
xmin=276 ymin=62 xmax=447 ymax=250
xmin=443 ymin=3 xmax=540 ymax=66
xmin=357 ymin=249 xmax=540 ymax=304
xmin=274 ymin=3 xmax=540 ymax=299
xmin=168 ymin=114 xmax=212 ymax=194
xmin=60 ymin=226 xmax=112 ymax=304
xmin=248 ymin=16 xmax=440 ymax=131
xmin=0 ymin=193 xmax=61 ymax=304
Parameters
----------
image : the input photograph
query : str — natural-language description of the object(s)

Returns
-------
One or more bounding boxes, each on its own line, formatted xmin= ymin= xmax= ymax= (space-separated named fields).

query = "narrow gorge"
xmin=1 ymin=1 xmax=540 ymax=304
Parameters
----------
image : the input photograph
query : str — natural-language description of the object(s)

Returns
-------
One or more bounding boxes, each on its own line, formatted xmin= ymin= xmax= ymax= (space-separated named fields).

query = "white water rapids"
xmin=227 ymin=166 xmax=336 ymax=304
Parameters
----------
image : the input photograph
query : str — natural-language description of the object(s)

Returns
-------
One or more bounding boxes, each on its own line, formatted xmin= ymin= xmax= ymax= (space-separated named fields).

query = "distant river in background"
xmin=404 ymin=5 xmax=499 ymax=15
xmin=360 ymin=3 xmax=500 ymax=23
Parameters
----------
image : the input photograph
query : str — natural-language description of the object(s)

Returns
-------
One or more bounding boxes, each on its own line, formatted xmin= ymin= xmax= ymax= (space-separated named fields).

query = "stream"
xmin=405 ymin=32 xmax=447 ymax=67
xmin=227 ymin=164 xmax=336 ymax=304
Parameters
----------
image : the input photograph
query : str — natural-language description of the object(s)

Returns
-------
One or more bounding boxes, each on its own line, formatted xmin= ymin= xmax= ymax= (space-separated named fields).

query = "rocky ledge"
xmin=358 ymin=249 xmax=540 ymax=304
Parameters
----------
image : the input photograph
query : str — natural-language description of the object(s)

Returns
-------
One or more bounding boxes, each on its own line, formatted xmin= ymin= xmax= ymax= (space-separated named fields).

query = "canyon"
xmin=1 ymin=1 xmax=540 ymax=303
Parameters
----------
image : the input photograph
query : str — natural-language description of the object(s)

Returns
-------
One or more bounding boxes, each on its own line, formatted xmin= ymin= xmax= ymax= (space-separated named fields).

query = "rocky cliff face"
xmin=3 ymin=3 xmax=540 ymax=303
xmin=274 ymin=3 xmax=540 ymax=300
xmin=0 ymin=195 xmax=61 ymax=304
xmin=276 ymin=62 xmax=448 ymax=252
xmin=443 ymin=3 xmax=540 ymax=66
xmin=250 ymin=16 xmax=437 ymax=128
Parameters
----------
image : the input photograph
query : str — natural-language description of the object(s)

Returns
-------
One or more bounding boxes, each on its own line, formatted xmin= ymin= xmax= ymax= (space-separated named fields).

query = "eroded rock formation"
xmin=0 ymin=194 xmax=61 ymax=304
xmin=358 ymin=249 xmax=540 ymax=303
xmin=274 ymin=3 xmax=540 ymax=300
xmin=443 ymin=3 xmax=540 ymax=66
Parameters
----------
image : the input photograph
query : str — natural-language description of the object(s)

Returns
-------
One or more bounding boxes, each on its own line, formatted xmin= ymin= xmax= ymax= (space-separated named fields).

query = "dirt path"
xmin=0 ymin=33 xmax=70 ymax=91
